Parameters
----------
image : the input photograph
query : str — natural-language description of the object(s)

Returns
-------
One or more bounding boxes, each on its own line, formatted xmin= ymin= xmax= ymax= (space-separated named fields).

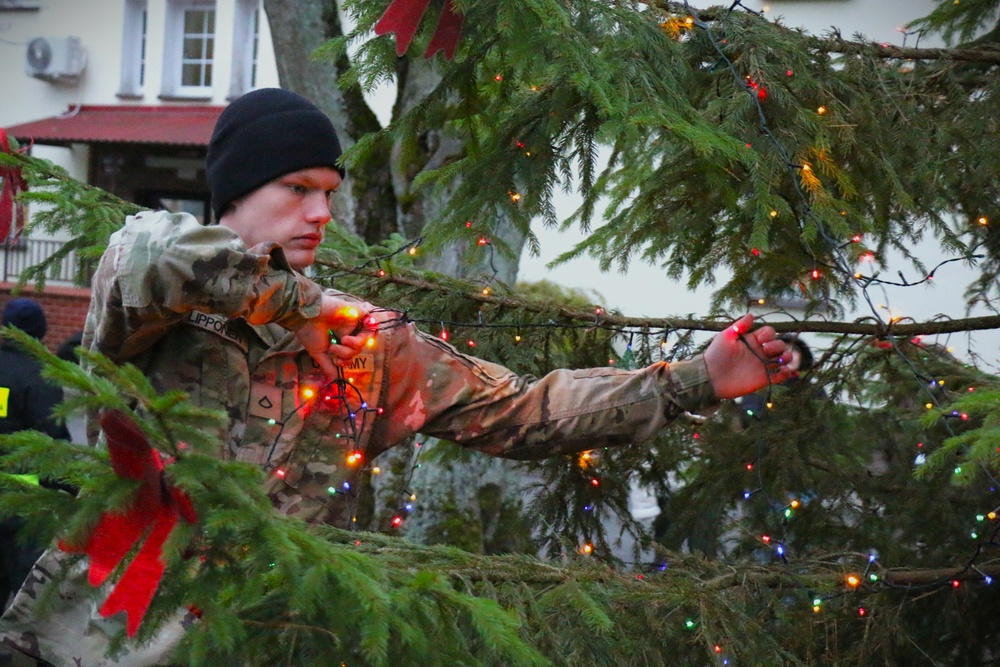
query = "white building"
xmin=0 ymin=0 xmax=279 ymax=244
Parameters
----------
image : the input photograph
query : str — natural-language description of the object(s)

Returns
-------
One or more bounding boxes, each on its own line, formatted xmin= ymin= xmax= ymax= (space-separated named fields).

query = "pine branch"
xmin=0 ymin=151 xmax=141 ymax=213
xmin=659 ymin=1 xmax=1000 ymax=64
xmin=317 ymin=258 xmax=1000 ymax=337
xmin=813 ymin=36 xmax=1000 ymax=66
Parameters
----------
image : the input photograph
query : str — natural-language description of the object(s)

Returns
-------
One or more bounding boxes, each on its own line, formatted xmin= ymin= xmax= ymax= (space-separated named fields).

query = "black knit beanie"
xmin=206 ymin=88 xmax=345 ymax=221
xmin=2 ymin=298 xmax=47 ymax=340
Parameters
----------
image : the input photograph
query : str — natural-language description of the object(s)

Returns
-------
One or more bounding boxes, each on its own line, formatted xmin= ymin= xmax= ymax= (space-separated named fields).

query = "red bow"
xmin=0 ymin=128 xmax=29 ymax=243
xmin=374 ymin=0 xmax=464 ymax=60
xmin=60 ymin=410 xmax=197 ymax=637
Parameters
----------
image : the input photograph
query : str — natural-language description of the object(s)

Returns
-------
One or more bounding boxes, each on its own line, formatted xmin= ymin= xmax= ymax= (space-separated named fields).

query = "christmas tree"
xmin=4 ymin=0 xmax=1000 ymax=663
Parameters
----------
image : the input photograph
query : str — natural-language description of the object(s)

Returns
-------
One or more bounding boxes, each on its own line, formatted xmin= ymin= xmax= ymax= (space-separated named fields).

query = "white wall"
xmin=0 ymin=0 xmax=280 ymax=122
xmin=0 ymin=0 xmax=280 ymax=238
xmin=2 ymin=1 xmax=123 ymax=126
xmin=517 ymin=0 xmax=1000 ymax=365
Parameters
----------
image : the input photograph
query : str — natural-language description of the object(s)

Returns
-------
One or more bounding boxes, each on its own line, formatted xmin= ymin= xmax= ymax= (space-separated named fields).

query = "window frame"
xmin=161 ymin=0 xmax=216 ymax=99
xmin=118 ymin=0 xmax=148 ymax=98
xmin=227 ymin=0 xmax=261 ymax=99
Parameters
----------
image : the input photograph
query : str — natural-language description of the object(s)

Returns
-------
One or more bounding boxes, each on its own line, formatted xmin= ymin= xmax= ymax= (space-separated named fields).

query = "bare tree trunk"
xmin=263 ymin=0 xmax=398 ymax=243
xmin=263 ymin=0 xmax=526 ymax=282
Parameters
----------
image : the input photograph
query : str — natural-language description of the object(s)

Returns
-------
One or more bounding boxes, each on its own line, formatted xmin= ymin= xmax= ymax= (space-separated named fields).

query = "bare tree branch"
xmin=318 ymin=258 xmax=1000 ymax=337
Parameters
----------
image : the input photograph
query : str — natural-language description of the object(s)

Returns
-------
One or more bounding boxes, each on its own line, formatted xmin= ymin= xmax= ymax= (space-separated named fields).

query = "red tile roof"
xmin=4 ymin=105 xmax=225 ymax=147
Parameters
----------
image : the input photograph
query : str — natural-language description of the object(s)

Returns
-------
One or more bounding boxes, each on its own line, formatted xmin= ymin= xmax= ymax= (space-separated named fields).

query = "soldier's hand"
xmin=296 ymin=294 xmax=370 ymax=380
xmin=703 ymin=314 xmax=791 ymax=399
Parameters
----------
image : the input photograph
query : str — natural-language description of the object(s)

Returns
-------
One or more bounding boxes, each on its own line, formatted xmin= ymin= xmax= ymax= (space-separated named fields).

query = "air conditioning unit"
xmin=25 ymin=36 xmax=87 ymax=85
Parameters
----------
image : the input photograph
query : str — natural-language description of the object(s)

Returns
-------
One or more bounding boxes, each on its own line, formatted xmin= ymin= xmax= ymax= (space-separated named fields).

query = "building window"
xmin=251 ymin=8 xmax=260 ymax=87
xmin=162 ymin=0 xmax=215 ymax=99
xmin=0 ymin=1 xmax=42 ymax=9
xmin=118 ymin=0 xmax=147 ymax=97
xmin=227 ymin=0 xmax=260 ymax=99
xmin=181 ymin=7 xmax=214 ymax=87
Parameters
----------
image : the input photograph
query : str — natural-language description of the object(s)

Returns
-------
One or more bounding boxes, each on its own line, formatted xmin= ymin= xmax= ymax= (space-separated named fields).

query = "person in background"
xmin=0 ymin=298 xmax=70 ymax=611
xmin=55 ymin=330 xmax=83 ymax=365
xmin=738 ymin=334 xmax=817 ymax=426
xmin=55 ymin=330 xmax=87 ymax=445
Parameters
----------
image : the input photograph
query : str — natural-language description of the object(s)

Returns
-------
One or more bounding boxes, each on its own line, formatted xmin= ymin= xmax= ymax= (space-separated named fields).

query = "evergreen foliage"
xmin=6 ymin=0 xmax=1000 ymax=663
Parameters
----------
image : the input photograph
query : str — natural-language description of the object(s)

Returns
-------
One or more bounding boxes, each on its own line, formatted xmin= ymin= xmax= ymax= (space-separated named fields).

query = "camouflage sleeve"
xmin=90 ymin=211 xmax=322 ymax=359
xmin=368 ymin=321 xmax=718 ymax=460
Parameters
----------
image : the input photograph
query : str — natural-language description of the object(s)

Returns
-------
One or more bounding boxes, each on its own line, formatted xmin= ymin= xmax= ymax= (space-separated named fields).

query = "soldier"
xmin=0 ymin=88 xmax=791 ymax=666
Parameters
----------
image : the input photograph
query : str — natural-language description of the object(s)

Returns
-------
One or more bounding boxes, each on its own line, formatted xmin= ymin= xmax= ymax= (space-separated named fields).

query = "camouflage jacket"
xmin=0 ymin=210 xmax=718 ymax=666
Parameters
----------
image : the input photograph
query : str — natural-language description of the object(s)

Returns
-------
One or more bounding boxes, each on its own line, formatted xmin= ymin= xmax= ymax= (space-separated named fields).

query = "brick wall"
xmin=0 ymin=283 xmax=91 ymax=352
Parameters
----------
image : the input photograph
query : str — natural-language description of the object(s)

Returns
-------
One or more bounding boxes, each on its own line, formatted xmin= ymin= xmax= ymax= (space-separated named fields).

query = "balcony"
xmin=1 ymin=237 xmax=92 ymax=287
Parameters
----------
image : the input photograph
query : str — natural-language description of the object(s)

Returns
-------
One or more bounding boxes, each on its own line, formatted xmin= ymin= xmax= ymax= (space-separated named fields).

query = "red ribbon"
xmin=59 ymin=410 xmax=197 ymax=637
xmin=374 ymin=0 xmax=464 ymax=60
xmin=0 ymin=128 xmax=29 ymax=243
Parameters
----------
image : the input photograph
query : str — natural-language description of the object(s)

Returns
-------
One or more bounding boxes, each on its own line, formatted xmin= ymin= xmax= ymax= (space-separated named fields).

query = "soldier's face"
xmin=221 ymin=166 xmax=342 ymax=271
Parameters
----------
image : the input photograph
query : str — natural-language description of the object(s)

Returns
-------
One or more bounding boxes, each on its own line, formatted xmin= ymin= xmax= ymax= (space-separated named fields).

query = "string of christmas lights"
xmin=312 ymin=236 xmax=999 ymax=591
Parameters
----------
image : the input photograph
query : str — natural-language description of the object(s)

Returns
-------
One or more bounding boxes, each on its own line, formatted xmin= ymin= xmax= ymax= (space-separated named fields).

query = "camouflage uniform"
xmin=0 ymin=211 xmax=717 ymax=666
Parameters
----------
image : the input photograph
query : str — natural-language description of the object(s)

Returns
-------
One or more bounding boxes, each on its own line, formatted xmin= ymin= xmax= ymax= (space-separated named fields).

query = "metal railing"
xmin=1 ymin=237 xmax=89 ymax=286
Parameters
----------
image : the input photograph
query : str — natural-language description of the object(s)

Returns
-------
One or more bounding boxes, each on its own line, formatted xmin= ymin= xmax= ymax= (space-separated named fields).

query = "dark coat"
xmin=0 ymin=341 xmax=68 ymax=440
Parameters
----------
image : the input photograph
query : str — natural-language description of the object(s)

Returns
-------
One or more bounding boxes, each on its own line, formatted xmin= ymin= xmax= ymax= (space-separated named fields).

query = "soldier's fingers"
xmin=759 ymin=338 xmax=786 ymax=359
xmin=330 ymin=345 xmax=362 ymax=363
xmin=309 ymin=352 xmax=341 ymax=381
xmin=336 ymin=334 xmax=367 ymax=351
xmin=750 ymin=325 xmax=778 ymax=345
